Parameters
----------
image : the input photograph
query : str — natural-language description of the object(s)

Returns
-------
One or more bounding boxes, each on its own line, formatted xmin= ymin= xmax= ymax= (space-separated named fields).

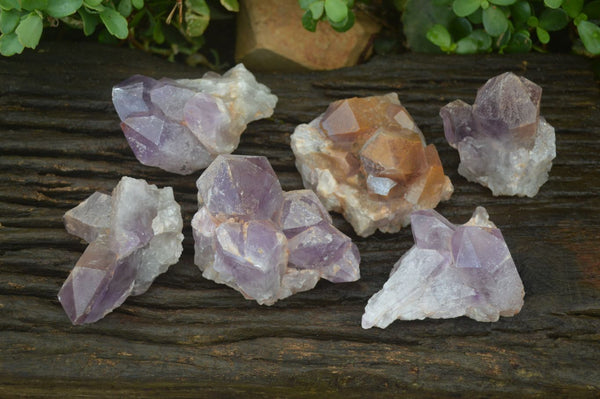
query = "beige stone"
xmin=235 ymin=0 xmax=381 ymax=71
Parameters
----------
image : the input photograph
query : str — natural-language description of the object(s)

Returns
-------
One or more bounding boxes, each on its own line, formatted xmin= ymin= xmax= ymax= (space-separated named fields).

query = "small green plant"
xmin=299 ymin=0 xmax=357 ymax=32
xmin=0 ymin=0 xmax=238 ymax=60
xmin=298 ymin=0 xmax=406 ymax=33
xmin=422 ymin=0 xmax=600 ymax=55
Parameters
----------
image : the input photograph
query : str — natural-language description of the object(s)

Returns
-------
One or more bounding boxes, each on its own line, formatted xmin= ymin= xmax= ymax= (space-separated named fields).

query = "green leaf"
xmin=544 ymin=0 xmax=562 ymax=9
xmin=482 ymin=6 xmax=508 ymax=36
xmin=449 ymin=17 xmax=472 ymax=39
xmin=489 ymin=0 xmax=515 ymax=5
xmin=494 ymin=25 xmax=511 ymax=48
xmin=118 ymin=0 xmax=132 ymax=17
xmin=573 ymin=12 xmax=587 ymax=26
xmin=152 ymin=20 xmax=164 ymax=43
xmin=329 ymin=9 xmax=354 ymax=32
xmin=426 ymin=24 xmax=452 ymax=48
xmin=504 ymin=30 xmax=532 ymax=52
xmin=583 ymin=0 xmax=600 ymax=19
xmin=456 ymin=36 xmax=478 ymax=53
xmin=299 ymin=0 xmax=318 ymax=9
xmin=452 ymin=0 xmax=481 ymax=17
xmin=83 ymin=0 xmax=103 ymax=6
xmin=78 ymin=8 xmax=99 ymax=36
xmin=536 ymin=26 xmax=550 ymax=43
xmin=15 ymin=12 xmax=42 ymax=48
xmin=301 ymin=9 xmax=317 ymax=31
xmin=470 ymin=29 xmax=492 ymax=49
xmin=403 ymin=0 xmax=454 ymax=52
xmin=539 ymin=8 xmax=568 ymax=31
xmin=0 ymin=31 xmax=23 ymax=54
xmin=99 ymin=7 xmax=128 ymax=39
xmin=0 ymin=0 xmax=20 ymax=11
xmin=561 ymin=0 xmax=583 ymax=18
xmin=21 ymin=0 xmax=47 ymax=11
xmin=324 ymin=0 xmax=347 ymax=23
xmin=0 ymin=9 xmax=20 ymax=33
xmin=131 ymin=0 xmax=143 ymax=9
xmin=578 ymin=20 xmax=600 ymax=54
xmin=527 ymin=15 xmax=538 ymax=27
xmin=511 ymin=1 xmax=531 ymax=26
xmin=467 ymin=7 xmax=482 ymax=23
xmin=46 ymin=0 xmax=82 ymax=18
xmin=220 ymin=0 xmax=239 ymax=12
xmin=185 ymin=0 xmax=210 ymax=37
xmin=309 ymin=0 xmax=324 ymax=19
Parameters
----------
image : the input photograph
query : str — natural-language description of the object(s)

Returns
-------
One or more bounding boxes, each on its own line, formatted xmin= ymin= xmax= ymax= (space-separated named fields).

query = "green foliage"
xmin=414 ymin=0 xmax=600 ymax=55
xmin=299 ymin=0 xmax=356 ymax=32
xmin=402 ymin=0 xmax=454 ymax=53
xmin=0 ymin=0 xmax=239 ymax=59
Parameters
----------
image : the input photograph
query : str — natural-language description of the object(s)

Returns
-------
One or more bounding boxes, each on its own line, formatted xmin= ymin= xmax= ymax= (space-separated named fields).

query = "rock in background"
xmin=235 ymin=0 xmax=381 ymax=71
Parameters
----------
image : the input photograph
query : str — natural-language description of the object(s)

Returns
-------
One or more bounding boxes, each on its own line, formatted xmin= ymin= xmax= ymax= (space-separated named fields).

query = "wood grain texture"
xmin=1 ymin=41 xmax=599 ymax=398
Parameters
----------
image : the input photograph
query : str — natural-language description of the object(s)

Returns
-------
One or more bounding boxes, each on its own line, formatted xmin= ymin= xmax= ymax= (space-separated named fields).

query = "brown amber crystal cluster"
xmin=291 ymin=93 xmax=453 ymax=237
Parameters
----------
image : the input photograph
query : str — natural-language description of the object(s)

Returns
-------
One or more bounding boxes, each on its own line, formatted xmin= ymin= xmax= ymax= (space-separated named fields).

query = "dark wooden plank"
xmin=0 ymin=40 xmax=599 ymax=398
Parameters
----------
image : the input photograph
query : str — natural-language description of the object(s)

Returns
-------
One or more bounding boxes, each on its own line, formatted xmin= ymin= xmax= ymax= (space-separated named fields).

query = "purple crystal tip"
xmin=440 ymin=72 xmax=556 ymax=197
xmin=58 ymin=177 xmax=183 ymax=325
xmin=362 ymin=207 xmax=524 ymax=329
xmin=192 ymin=154 xmax=361 ymax=305
xmin=112 ymin=64 xmax=278 ymax=175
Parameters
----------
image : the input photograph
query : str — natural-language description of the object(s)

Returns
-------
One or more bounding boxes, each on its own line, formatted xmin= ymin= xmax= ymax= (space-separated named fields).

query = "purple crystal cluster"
xmin=192 ymin=154 xmax=361 ymax=305
xmin=362 ymin=207 xmax=524 ymax=328
xmin=58 ymin=177 xmax=183 ymax=324
xmin=440 ymin=72 xmax=556 ymax=197
xmin=112 ymin=64 xmax=278 ymax=174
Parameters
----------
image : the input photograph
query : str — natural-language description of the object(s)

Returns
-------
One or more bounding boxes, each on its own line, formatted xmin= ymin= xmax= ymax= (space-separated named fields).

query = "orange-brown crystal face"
xmin=319 ymin=94 xmax=446 ymax=200
xmin=320 ymin=96 xmax=414 ymax=149
xmin=417 ymin=145 xmax=446 ymax=207
xmin=359 ymin=128 xmax=426 ymax=185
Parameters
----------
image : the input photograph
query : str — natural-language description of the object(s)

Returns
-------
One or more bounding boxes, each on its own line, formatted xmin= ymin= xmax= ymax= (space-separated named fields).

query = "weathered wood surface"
xmin=1 ymin=41 xmax=599 ymax=398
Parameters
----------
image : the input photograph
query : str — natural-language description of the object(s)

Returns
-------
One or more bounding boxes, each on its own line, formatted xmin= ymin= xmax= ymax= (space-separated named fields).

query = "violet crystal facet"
xmin=440 ymin=72 xmax=556 ymax=197
xmin=112 ymin=64 xmax=278 ymax=175
xmin=362 ymin=207 xmax=524 ymax=329
xmin=192 ymin=154 xmax=361 ymax=305
xmin=58 ymin=177 xmax=183 ymax=324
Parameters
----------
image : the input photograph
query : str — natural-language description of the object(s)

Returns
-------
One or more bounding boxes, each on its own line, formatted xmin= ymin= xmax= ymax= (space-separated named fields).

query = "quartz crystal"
xmin=440 ymin=72 xmax=556 ymax=197
xmin=192 ymin=154 xmax=360 ymax=305
xmin=112 ymin=64 xmax=278 ymax=174
xmin=291 ymin=93 xmax=453 ymax=237
xmin=58 ymin=177 xmax=183 ymax=324
xmin=362 ymin=207 xmax=524 ymax=329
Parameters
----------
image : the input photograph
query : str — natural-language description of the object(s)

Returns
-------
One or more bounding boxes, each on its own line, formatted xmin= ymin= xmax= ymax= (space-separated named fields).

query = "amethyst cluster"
xmin=192 ymin=154 xmax=361 ymax=305
xmin=58 ymin=177 xmax=183 ymax=324
xmin=362 ymin=207 xmax=524 ymax=328
xmin=112 ymin=64 xmax=277 ymax=174
xmin=440 ymin=72 xmax=556 ymax=197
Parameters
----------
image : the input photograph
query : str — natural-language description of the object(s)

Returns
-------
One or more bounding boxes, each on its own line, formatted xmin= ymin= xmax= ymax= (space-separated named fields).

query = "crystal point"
xmin=440 ymin=72 xmax=556 ymax=197
xmin=192 ymin=155 xmax=360 ymax=305
xmin=291 ymin=93 xmax=453 ymax=237
xmin=113 ymin=64 xmax=277 ymax=175
xmin=59 ymin=177 xmax=183 ymax=324
xmin=362 ymin=207 xmax=524 ymax=329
